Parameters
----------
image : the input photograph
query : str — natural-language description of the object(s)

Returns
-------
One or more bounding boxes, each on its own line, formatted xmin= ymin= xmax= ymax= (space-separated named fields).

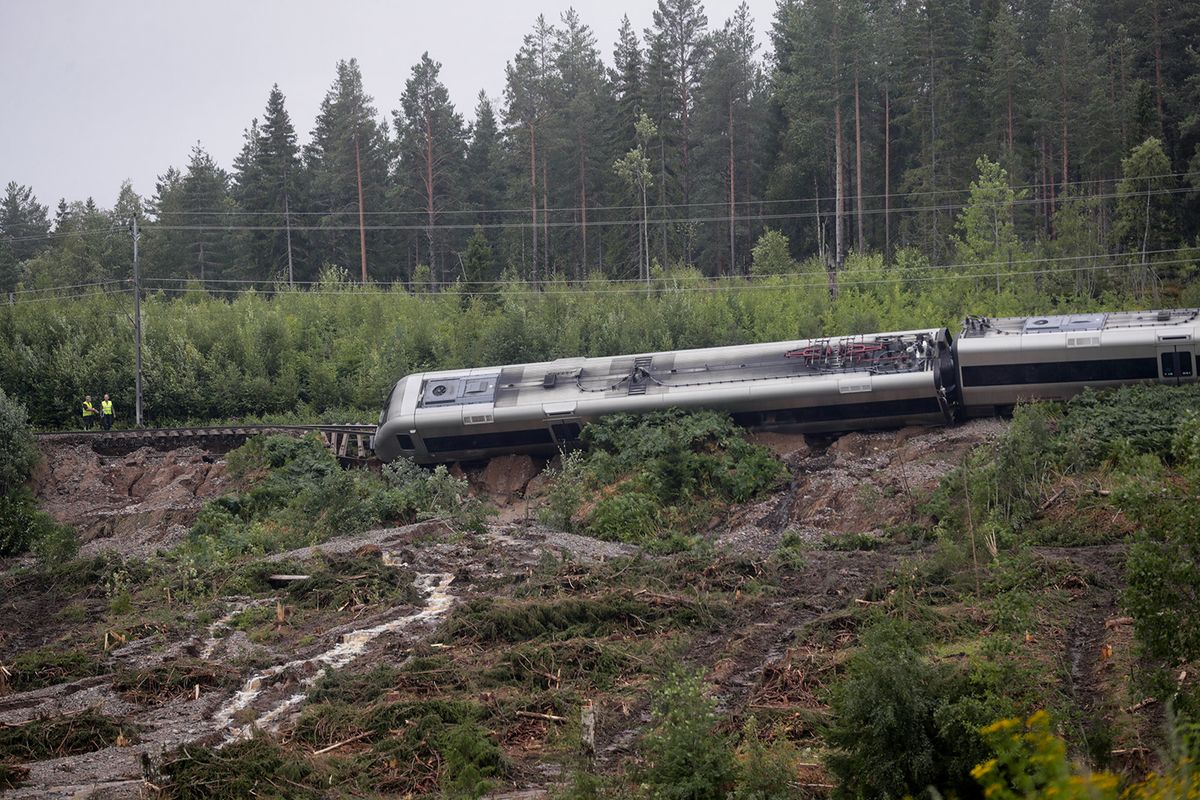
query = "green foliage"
xmin=160 ymin=735 xmax=324 ymax=800
xmin=1060 ymin=384 xmax=1200 ymax=467
xmin=441 ymin=594 xmax=699 ymax=645
xmin=639 ymin=670 xmax=735 ymax=800
xmin=970 ymin=712 xmax=1120 ymax=799
xmin=5 ymin=647 xmax=105 ymax=692
xmin=538 ymin=451 xmax=588 ymax=531
xmin=1124 ymin=466 xmax=1200 ymax=667
xmin=0 ymin=488 xmax=75 ymax=558
xmin=543 ymin=410 xmax=788 ymax=547
xmin=750 ymin=229 xmax=799 ymax=276
xmin=0 ymin=710 xmax=138 ymax=762
xmin=0 ymin=387 xmax=38 ymax=493
xmin=378 ymin=458 xmax=490 ymax=532
xmin=826 ymin=617 xmax=1009 ymax=799
xmin=730 ymin=718 xmax=804 ymax=800
xmin=181 ymin=434 xmax=487 ymax=573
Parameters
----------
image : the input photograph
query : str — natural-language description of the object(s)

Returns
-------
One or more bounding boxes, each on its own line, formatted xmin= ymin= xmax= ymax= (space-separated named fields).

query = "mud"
xmin=724 ymin=419 xmax=1007 ymax=554
xmin=2 ymin=417 xmax=1158 ymax=798
xmin=32 ymin=443 xmax=229 ymax=558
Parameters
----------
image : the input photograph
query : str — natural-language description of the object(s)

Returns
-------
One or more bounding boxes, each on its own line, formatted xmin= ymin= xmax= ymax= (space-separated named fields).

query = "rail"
xmin=35 ymin=423 xmax=379 ymax=465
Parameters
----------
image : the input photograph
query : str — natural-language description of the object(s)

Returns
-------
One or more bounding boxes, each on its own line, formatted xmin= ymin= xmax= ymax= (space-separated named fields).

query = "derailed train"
xmin=372 ymin=308 xmax=1199 ymax=464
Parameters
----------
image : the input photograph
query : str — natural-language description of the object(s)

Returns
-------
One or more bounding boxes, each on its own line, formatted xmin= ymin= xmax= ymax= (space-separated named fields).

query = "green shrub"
xmin=1060 ymin=384 xmax=1200 ymax=467
xmin=0 ymin=488 xmax=72 ymax=557
xmin=1124 ymin=472 xmax=1200 ymax=666
xmin=538 ymin=451 xmax=588 ymax=531
xmin=160 ymin=735 xmax=324 ymax=800
xmin=639 ymin=670 xmax=735 ymax=800
xmin=6 ymin=647 xmax=106 ymax=692
xmin=0 ymin=387 xmax=38 ymax=493
xmin=826 ymin=617 xmax=1006 ymax=799
xmin=541 ymin=410 xmax=787 ymax=546
xmin=0 ymin=710 xmax=138 ymax=762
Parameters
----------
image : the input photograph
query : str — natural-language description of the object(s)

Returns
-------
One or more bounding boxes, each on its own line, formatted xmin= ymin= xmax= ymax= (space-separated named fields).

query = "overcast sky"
xmin=0 ymin=0 xmax=770 ymax=210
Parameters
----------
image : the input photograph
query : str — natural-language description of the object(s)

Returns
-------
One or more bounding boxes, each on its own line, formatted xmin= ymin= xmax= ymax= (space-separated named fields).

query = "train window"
xmin=396 ymin=434 xmax=415 ymax=450
xmin=1162 ymin=353 xmax=1176 ymax=378
xmin=1181 ymin=352 xmax=1194 ymax=377
xmin=424 ymin=427 xmax=554 ymax=453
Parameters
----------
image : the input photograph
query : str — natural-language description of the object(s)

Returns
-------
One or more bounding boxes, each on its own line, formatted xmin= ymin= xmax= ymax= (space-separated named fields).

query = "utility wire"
xmin=149 ymin=169 xmax=1200 ymax=217
xmin=121 ymin=258 xmax=1196 ymax=298
xmin=134 ymin=246 xmax=1195 ymax=288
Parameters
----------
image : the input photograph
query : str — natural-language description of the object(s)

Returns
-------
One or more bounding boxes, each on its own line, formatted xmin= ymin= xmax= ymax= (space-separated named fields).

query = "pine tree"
xmin=0 ymin=183 xmax=51 ymax=290
xmin=697 ymin=2 xmax=760 ymax=274
xmin=465 ymin=92 xmax=506 ymax=238
xmin=394 ymin=52 xmax=467 ymax=284
xmin=305 ymin=59 xmax=393 ymax=281
xmin=504 ymin=16 xmax=558 ymax=280
xmin=645 ymin=0 xmax=710 ymax=264
xmin=1112 ymin=137 xmax=1177 ymax=294
xmin=233 ymin=85 xmax=304 ymax=282
xmin=552 ymin=8 xmax=611 ymax=277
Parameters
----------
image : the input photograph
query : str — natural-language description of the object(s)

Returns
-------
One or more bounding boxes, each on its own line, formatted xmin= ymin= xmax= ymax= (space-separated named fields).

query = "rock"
xmin=479 ymin=455 xmax=539 ymax=503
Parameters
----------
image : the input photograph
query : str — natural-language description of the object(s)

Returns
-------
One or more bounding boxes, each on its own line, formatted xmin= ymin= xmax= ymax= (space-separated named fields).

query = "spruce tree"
xmin=305 ymin=59 xmax=393 ymax=281
xmin=394 ymin=52 xmax=467 ymax=284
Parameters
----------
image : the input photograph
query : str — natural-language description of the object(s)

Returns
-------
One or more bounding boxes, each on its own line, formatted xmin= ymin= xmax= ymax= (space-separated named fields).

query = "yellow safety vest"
xmin=101 ymin=400 xmax=113 ymax=416
xmin=82 ymin=402 xmax=96 ymax=416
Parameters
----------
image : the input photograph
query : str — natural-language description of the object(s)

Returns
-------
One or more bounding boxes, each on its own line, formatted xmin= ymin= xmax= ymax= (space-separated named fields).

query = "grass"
xmin=4 ymin=647 xmax=106 ymax=692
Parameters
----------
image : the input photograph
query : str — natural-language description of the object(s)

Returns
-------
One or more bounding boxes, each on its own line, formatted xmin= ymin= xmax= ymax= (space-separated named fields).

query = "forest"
xmin=2 ymin=0 xmax=1199 ymax=296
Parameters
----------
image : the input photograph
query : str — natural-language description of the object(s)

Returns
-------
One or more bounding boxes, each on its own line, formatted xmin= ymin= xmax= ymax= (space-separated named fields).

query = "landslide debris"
xmin=31 ymin=443 xmax=228 ymax=558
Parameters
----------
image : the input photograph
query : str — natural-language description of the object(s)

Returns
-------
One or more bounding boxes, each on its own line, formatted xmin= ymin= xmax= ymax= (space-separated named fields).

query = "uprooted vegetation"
xmin=5 ymin=393 xmax=1200 ymax=797
xmin=538 ymin=409 xmax=790 ymax=551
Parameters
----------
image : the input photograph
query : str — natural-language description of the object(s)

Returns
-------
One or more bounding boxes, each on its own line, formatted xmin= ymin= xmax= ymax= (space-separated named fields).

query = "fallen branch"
xmin=313 ymin=730 xmax=372 ymax=755
xmin=1125 ymin=697 xmax=1157 ymax=713
xmin=1105 ymin=616 xmax=1134 ymax=629
xmin=515 ymin=710 xmax=566 ymax=724
xmin=1038 ymin=488 xmax=1065 ymax=512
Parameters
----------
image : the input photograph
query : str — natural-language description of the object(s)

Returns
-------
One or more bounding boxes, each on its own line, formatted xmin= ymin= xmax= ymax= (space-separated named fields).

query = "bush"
xmin=826 ymin=617 xmax=1006 ymax=799
xmin=541 ymin=410 xmax=788 ymax=546
xmin=1060 ymin=384 xmax=1200 ymax=468
xmin=0 ymin=488 xmax=73 ymax=557
xmin=1124 ymin=472 xmax=1200 ymax=666
xmin=0 ymin=387 xmax=38 ymax=493
xmin=639 ymin=670 xmax=735 ymax=800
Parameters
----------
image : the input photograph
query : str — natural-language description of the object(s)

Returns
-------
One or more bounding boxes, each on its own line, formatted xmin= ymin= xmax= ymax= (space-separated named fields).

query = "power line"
xmin=148 ymin=169 xmax=1200 ymax=218
xmin=141 ymin=184 xmax=1198 ymax=233
xmin=133 ymin=246 xmax=1194 ymax=288
xmin=128 ymin=257 xmax=1195 ymax=298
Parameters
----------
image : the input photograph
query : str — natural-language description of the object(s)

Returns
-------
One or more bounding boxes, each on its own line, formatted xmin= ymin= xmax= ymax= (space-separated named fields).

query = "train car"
xmin=955 ymin=308 xmax=1199 ymax=416
xmin=374 ymin=327 xmax=957 ymax=464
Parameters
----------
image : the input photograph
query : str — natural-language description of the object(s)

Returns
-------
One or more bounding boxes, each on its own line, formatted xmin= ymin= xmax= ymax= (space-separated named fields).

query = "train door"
xmin=1157 ymin=345 xmax=1196 ymax=385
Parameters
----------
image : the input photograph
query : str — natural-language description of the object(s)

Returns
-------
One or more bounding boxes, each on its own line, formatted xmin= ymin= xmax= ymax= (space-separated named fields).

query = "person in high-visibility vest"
xmin=100 ymin=394 xmax=114 ymax=430
xmin=82 ymin=396 xmax=97 ymax=429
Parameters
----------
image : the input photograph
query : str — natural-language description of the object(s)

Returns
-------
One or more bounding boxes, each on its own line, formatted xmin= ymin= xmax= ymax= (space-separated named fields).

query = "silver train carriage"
xmin=955 ymin=308 xmax=1198 ymax=416
xmin=374 ymin=328 xmax=957 ymax=464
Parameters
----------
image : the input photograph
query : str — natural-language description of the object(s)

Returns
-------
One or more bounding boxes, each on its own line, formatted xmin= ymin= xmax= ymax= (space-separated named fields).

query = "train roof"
xmin=414 ymin=328 xmax=946 ymax=410
xmin=959 ymin=308 xmax=1200 ymax=338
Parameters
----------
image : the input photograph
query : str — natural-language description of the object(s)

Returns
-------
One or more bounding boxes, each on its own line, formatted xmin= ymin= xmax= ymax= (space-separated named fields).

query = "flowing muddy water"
xmin=214 ymin=572 xmax=456 ymax=740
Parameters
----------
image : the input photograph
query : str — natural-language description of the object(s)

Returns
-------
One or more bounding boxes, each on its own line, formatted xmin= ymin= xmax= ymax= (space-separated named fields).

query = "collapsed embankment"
xmin=2 ymin=417 xmax=1166 ymax=798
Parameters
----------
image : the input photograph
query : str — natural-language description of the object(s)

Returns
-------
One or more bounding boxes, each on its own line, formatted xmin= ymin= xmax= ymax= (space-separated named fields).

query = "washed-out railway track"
xmin=35 ymin=423 xmax=379 ymax=465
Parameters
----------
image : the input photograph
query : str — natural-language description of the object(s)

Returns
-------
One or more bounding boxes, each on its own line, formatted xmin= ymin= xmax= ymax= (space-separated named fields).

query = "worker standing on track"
xmin=100 ymin=394 xmax=114 ymax=430
xmin=81 ymin=395 xmax=97 ymax=429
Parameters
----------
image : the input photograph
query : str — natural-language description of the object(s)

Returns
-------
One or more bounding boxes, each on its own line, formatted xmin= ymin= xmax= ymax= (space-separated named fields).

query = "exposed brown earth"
xmin=0 ymin=420 xmax=1159 ymax=798
xmin=31 ymin=444 xmax=229 ymax=558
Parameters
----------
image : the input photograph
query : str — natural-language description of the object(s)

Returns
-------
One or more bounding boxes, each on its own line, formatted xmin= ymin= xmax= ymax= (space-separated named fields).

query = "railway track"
xmin=35 ymin=423 xmax=379 ymax=465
